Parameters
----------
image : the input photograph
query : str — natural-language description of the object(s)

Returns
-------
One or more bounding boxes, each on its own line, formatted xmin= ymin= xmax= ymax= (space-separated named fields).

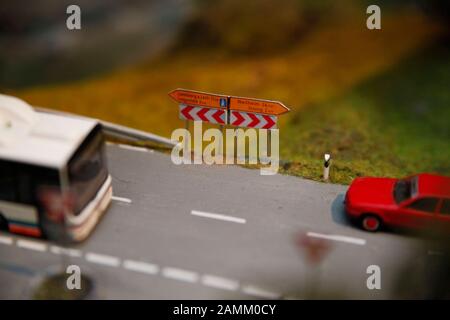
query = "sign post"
xmin=228 ymin=96 xmax=289 ymax=162
xmin=184 ymin=119 xmax=190 ymax=161
xmin=169 ymin=89 xmax=290 ymax=163
xmin=218 ymin=124 xmax=223 ymax=158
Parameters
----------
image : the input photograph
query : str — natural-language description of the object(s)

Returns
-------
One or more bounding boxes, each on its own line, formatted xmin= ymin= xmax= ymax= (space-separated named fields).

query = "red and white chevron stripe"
xmin=229 ymin=110 xmax=277 ymax=129
xmin=179 ymin=105 xmax=227 ymax=125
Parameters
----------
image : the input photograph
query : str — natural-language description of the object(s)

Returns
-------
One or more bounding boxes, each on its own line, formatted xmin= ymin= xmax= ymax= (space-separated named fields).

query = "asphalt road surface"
xmin=0 ymin=143 xmax=441 ymax=299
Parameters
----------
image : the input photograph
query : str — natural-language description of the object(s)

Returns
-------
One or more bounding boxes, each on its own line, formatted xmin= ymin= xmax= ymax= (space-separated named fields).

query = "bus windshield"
xmin=68 ymin=125 xmax=108 ymax=215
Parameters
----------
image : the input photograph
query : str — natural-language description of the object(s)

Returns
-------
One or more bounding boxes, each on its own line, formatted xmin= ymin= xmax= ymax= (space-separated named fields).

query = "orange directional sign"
xmin=229 ymin=96 xmax=290 ymax=116
xmin=169 ymin=89 xmax=228 ymax=109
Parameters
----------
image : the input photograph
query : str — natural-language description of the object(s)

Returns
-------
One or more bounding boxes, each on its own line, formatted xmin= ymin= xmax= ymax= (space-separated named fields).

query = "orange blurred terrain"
xmin=12 ymin=8 xmax=449 ymax=184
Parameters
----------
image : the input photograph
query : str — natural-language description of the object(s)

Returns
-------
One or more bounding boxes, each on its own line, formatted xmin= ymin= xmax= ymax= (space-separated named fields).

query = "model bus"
xmin=0 ymin=94 xmax=112 ymax=242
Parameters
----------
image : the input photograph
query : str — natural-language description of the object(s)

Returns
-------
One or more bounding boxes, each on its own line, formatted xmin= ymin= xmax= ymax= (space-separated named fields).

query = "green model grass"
xmin=280 ymin=45 xmax=450 ymax=184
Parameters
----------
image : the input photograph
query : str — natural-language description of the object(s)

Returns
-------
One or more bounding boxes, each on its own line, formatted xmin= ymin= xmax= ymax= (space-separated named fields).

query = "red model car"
xmin=345 ymin=173 xmax=450 ymax=232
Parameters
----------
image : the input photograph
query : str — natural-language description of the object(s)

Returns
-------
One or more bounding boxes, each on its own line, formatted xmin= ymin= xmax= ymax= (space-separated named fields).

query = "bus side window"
xmin=31 ymin=166 xmax=61 ymax=201
xmin=17 ymin=167 xmax=33 ymax=205
xmin=0 ymin=160 xmax=17 ymax=202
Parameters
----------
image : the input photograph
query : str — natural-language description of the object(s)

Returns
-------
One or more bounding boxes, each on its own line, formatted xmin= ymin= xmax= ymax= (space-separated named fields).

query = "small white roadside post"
xmin=323 ymin=153 xmax=331 ymax=181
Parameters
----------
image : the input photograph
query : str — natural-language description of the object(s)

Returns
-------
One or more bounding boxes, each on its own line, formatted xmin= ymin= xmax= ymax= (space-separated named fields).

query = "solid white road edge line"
xmin=162 ymin=267 xmax=199 ymax=283
xmin=16 ymin=239 xmax=47 ymax=252
xmin=112 ymin=196 xmax=132 ymax=204
xmin=123 ymin=260 xmax=159 ymax=275
xmin=191 ymin=210 xmax=246 ymax=224
xmin=201 ymin=274 xmax=239 ymax=291
xmin=241 ymin=285 xmax=280 ymax=299
xmin=0 ymin=235 xmax=13 ymax=245
xmin=117 ymin=144 xmax=149 ymax=153
xmin=307 ymin=232 xmax=366 ymax=245
xmin=85 ymin=252 xmax=120 ymax=267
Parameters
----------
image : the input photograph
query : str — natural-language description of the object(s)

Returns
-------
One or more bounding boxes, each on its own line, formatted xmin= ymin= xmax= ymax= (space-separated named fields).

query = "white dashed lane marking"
xmin=0 ymin=235 xmax=13 ymax=245
xmin=16 ymin=239 xmax=47 ymax=252
xmin=123 ymin=260 xmax=159 ymax=275
xmin=112 ymin=196 xmax=132 ymax=204
xmin=191 ymin=210 xmax=246 ymax=224
xmin=2 ymin=234 xmax=281 ymax=299
xmin=241 ymin=285 xmax=280 ymax=299
xmin=50 ymin=246 xmax=82 ymax=257
xmin=201 ymin=274 xmax=239 ymax=291
xmin=162 ymin=267 xmax=199 ymax=283
xmin=85 ymin=252 xmax=120 ymax=267
xmin=307 ymin=232 xmax=366 ymax=246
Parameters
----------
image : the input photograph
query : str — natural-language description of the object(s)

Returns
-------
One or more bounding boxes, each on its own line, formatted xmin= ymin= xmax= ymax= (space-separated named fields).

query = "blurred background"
xmin=1 ymin=0 xmax=449 ymax=184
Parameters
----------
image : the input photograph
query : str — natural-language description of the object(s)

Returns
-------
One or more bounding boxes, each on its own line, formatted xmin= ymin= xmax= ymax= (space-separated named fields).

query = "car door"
xmin=435 ymin=198 xmax=450 ymax=232
xmin=398 ymin=197 xmax=439 ymax=230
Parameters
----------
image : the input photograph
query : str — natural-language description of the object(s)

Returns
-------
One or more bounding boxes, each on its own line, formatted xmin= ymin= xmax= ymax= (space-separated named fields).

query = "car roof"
xmin=0 ymin=94 xmax=97 ymax=169
xmin=416 ymin=173 xmax=450 ymax=198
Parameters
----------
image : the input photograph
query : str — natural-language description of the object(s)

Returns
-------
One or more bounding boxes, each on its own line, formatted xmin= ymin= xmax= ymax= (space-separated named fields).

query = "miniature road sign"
xmin=229 ymin=96 xmax=289 ymax=116
xmin=179 ymin=105 xmax=227 ymax=125
xmin=229 ymin=110 xmax=277 ymax=129
xmin=169 ymin=89 xmax=228 ymax=109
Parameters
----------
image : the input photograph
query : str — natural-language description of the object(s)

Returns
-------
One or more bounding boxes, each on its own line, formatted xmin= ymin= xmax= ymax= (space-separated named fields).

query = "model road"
xmin=0 ymin=143 xmax=439 ymax=299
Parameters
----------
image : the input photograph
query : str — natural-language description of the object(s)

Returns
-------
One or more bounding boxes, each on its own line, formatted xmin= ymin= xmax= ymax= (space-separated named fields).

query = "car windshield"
xmin=393 ymin=176 xmax=418 ymax=204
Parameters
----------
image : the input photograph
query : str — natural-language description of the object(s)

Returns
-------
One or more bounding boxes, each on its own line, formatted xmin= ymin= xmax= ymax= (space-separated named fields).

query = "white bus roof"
xmin=0 ymin=94 xmax=98 ymax=169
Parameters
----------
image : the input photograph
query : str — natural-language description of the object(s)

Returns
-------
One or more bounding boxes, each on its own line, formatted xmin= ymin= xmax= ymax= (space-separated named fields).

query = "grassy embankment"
xmin=12 ymin=11 xmax=447 ymax=184
xmin=281 ymin=45 xmax=450 ymax=183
